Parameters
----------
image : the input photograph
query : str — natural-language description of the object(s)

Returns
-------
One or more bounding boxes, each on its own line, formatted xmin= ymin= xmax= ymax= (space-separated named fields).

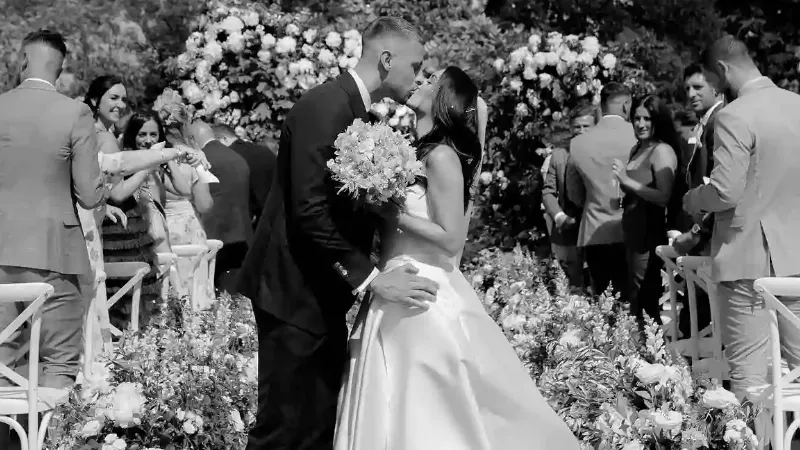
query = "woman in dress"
xmin=611 ymin=95 xmax=680 ymax=327
xmin=335 ymin=67 xmax=580 ymax=450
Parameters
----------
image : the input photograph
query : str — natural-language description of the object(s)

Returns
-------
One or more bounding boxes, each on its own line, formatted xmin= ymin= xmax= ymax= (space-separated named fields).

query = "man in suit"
xmin=0 ymin=29 xmax=105 ymax=388
xmin=236 ymin=17 xmax=437 ymax=449
xmin=542 ymin=104 xmax=598 ymax=289
xmin=565 ymin=83 xmax=637 ymax=301
xmin=672 ymin=63 xmax=725 ymax=338
xmin=187 ymin=121 xmax=252 ymax=292
xmin=212 ymin=124 xmax=276 ymax=229
xmin=684 ymin=36 xmax=800 ymax=396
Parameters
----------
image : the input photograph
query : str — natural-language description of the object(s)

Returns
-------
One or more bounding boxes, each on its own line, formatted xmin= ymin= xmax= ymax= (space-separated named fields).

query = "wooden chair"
xmin=752 ymin=277 xmax=800 ymax=450
xmin=103 ymin=262 xmax=150 ymax=337
xmin=0 ymin=282 xmax=64 ymax=450
xmin=656 ymin=245 xmax=684 ymax=341
xmin=205 ymin=239 xmax=224 ymax=295
xmin=171 ymin=245 xmax=209 ymax=309
xmin=156 ymin=252 xmax=179 ymax=300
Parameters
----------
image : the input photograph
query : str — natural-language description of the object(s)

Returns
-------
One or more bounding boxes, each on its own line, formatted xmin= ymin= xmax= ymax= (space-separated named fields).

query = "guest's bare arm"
xmin=619 ymin=144 xmax=677 ymax=207
xmin=191 ymin=180 xmax=214 ymax=215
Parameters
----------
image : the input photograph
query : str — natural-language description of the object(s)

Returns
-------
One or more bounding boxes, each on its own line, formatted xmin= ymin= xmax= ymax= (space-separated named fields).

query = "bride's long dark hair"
xmin=416 ymin=66 xmax=482 ymax=212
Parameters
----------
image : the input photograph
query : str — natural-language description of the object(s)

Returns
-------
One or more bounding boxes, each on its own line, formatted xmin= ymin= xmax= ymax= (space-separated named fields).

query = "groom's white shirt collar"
xmin=23 ymin=78 xmax=56 ymax=90
xmin=348 ymin=69 xmax=371 ymax=111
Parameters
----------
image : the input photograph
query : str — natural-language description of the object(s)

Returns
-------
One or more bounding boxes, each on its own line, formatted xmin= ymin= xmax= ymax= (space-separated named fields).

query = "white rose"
xmin=230 ymin=409 xmax=245 ymax=432
xmin=388 ymin=116 xmax=400 ymax=127
xmin=372 ymin=102 xmax=390 ymax=117
xmin=303 ymin=29 xmax=318 ymax=43
xmin=301 ymin=43 xmax=316 ymax=58
xmin=241 ymin=11 xmax=260 ymax=27
xmin=508 ymin=79 xmax=523 ymax=92
xmin=545 ymin=52 xmax=559 ymax=66
xmin=218 ymin=79 xmax=229 ymax=91
xmin=325 ymin=31 xmax=342 ymax=48
xmin=532 ymin=52 xmax=548 ymax=69
xmin=257 ymin=50 xmax=271 ymax=63
xmin=575 ymin=82 xmax=588 ymax=97
xmin=112 ymin=438 xmax=126 ymax=450
xmin=561 ymin=50 xmax=577 ymax=66
xmin=79 ymin=419 xmax=103 ymax=437
xmin=317 ymin=48 xmax=336 ymax=66
xmin=183 ymin=421 xmax=197 ymax=434
xmin=343 ymin=29 xmax=360 ymax=41
xmin=546 ymin=32 xmax=563 ymax=50
xmin=539 ymin=73 xmax=553 ymax=88
xmin=552 ymin=111 xmax=563 ymax=121
xmin=274 ymin=36 xmax=296 ymax=54
xmin=555 ymin=61 xmax=567 ymax=75
xmin=602 ymin=53 xmax=617 ymax=70
xmin=508 ymin=47 xmax=529 ymax=71
xmin=202 ymin=41 xmax=223 ymax=63
xmin=185 ymin=32 xmax=203 ymax=52
xmin=480 ymin=172 xmax=493 ymax=184
xmin=219 ymin=16 xmax=245 ymax=33
xmin=261 ymin=33 xmax=276 ymax=49
xmin=285 ymin=24 xmax=300 ymax=36
xmin=399 ymin=115 xmax=411 ymax=127
xmin=493 ymin=58 xmax=505 ymax=72
xmin=343 ymin=38 xmax=361 ymax=57
xmin=522 ymin=66 xmax=536 ymax=80
xmin=582 ymin=36 xmax=601 ymax=57
xmin=181 ymin=80 xmax=205 ymax=104
xmin=225 ymin=32 xmax=246 ymax=53
xmin=653 ymin=410 xmax=683 ymax=431
xmin=528 ymin=34 xmax=541 ymax=50
xmin=230 ymin=91 xmax=241 ymax=103
xmin=702 ymin=387 xmax=740 ymax=409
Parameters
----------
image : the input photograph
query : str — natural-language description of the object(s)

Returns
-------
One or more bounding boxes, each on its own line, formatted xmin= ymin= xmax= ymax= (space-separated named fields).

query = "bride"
xmin=335 ymin=66 xmax=580 ymax=450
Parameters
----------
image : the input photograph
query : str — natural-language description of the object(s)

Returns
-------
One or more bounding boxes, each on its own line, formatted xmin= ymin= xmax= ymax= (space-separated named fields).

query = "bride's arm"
xmin=393 ymin=145 xmax=468 ymax=257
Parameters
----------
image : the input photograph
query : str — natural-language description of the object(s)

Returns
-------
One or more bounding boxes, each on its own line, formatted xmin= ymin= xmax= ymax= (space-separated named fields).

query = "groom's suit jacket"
xmin=684 ymin=77 xmax=800 ymax=282
xmin=237 ymin=71 xmax=378 ymax=334
xmin=0 ymin=79 xmax=105 ymax=275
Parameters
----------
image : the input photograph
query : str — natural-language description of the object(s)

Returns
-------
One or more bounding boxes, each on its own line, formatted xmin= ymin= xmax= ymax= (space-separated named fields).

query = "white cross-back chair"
xmin=0 ymin=282 xmax=65 ymax=450
xmin=752 ymin=277 xmax=800 ymax=450
xmin=103 ymin=262 xmax=150 ymax=337
xmin=674 ymin=255 xmax=728 ymax=381
xmin=205 ymin=239 xmax=224 ymax=295
xmin=656 ymin=245 xmax=685 ymax=340
xmin=83 ymin=269 xmax=113 ymax=375
xmin=171 ymin=244 xmax=209 ymax=309
xmin=156 ymin=253 xmax=179 ymax=300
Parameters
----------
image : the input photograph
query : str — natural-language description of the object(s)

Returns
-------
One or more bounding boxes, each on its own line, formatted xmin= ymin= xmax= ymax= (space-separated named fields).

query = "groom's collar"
xmin=347 ymin=69 xmax=371 ymax=112
xmin=19 ymin=78 xmax=57 ymax=91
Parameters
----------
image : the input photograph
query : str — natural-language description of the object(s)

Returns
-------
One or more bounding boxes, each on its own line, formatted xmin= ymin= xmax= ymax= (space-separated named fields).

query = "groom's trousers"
xmin=248 ymin=308 xmax=348 ymax=450
xmin=0 ymin=265 xmax=86 ymax=389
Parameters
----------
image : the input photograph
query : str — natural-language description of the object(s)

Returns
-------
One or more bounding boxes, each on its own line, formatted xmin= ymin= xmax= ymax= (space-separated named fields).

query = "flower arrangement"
xmin=462 ymin=247 xmax=760 ymax=449
xmin=171 ymin=1 xmax=363 ymax=142
xmin=495 ymin=31 xmax=618 ymax=128
xmin=327 ymin=118 xmax=423 ymax=205
xmin=370 ymin=97 xmax=416 ymax=139
xmin=45 ymin=293 xmax=258 ymax=450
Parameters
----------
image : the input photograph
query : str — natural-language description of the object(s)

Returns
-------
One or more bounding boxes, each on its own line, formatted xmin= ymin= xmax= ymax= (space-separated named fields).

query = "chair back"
xmin=656 ymin=245 xmax=683 ymax=340
xmin=171 ymin=245 xmax=210 ymax=309
xmin=205 ymin=240 xmax=224 ymax=294
xmin=104 ymin=262 xmax=150 ymax=336
xmin=0 ymin=282 xmax=53 ymax=446
xmin=156 ymin=252 xmax=179 ymax=299
xmin=754 ymin=277 xmax=800 ymax=450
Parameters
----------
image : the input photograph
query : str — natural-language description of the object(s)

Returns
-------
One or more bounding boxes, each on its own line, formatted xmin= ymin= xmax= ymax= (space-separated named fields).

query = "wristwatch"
xmin=690 ymin=223 xmax=702 ymax=236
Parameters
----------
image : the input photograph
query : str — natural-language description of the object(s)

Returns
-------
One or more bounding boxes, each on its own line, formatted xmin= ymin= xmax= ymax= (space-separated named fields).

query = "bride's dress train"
xmin=335 ymin=185 xmax=580 ymax=450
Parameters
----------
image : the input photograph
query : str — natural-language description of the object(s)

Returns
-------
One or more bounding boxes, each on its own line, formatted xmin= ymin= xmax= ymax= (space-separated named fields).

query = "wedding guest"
xmin=212 ymin=124 xmax=277 ymax=229
xmin=188 ymin=120 xmax=253 ymax=292
xmin=566 ymin=83 xmax=636 ymax=302
xmin=671 ymin=62 xmax=725 ymax=337
xmin=0 ymin=29 xmax=106 ymax=389
xmin=612 ymin=95 xmax=680 ymax=325
xmin=542 ymin=104 xmax=598 ymax=288
xmin=684 ymin=36 xmax=800 ymax=397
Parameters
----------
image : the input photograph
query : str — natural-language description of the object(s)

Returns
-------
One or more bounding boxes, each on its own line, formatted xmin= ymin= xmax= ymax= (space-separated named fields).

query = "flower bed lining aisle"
xmin=45 ymin=294 xmax=257 ymax=450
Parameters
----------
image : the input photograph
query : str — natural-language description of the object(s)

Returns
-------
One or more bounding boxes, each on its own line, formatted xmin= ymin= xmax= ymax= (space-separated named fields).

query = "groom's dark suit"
xmin=237 ymin=71 xmax=377 ymax=449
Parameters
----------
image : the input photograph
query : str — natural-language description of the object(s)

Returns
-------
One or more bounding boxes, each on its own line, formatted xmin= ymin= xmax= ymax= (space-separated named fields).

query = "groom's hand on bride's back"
xmin=368 ymin=264 xmax=438 ymax=309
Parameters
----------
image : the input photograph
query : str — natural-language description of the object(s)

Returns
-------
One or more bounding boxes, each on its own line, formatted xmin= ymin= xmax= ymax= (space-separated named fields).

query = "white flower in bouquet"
xmin=522 ymin=66 xmax=536 ymax=81
xmin=285 ymin=23 xmax=301 ymax=36
xmin=275 ymin=36 xmax=296 ymax=54
xmin=202 ymin=41 xmax=223 ymax=62
xmin=108 ymin=382 xmax=146 ymax=428
xmin=301 ymin=43 xmax=316 ymax=58
xmin=318 ymin=48 xmax=336 ymax=66
xmin=219 ymin=15 xmax=245 ymax=33
xmin=724 ymin=419 xmax=759 ymax=449
xmin=602 ymin=53 xmax=618 ymax=70
xmin=508 ymin=79 xmax=523 ymax=92
xmin=508 ymin=47 xmax=528 ymax=71
xmin=203 ymin=90 xmax=225 ymax=114
xmin=303 ymin=28 xmax=318 ymax=43
xmin=545 ymin=52 xmax=559 ymax=66
xmin=575 ymin=81 xmax=589 ymax=97
xmin=532 ymin=52 xmax=548 ymax=69
xmin=241 ymin=10 xmax=260 ymax=27
xmin=538 ymin=72 xmax=553 ymax=89
xmin=493 ymin=58 xmax=505 ymax=72
xmin=634 ymin=360 xmax=680 ymax=385
xmin=326 ymin=31 xmax=343 ymax=48
xmin=479 ymin=171 xmax=493 ymax=185
xmin=327 ymin=119 xmax=423 ymax=205
xmin=225 ymin=32 xmax=246 ymax=53
xmin=257 ymin=49 xmax=272 ymax=63
xmin=561 ymin=50 xmax=578 ymax=67
xmin=261 ymin=33 xmax=276 ymax=49
xmin=702 ymin=386 xmax=740 ymax=409
xmin=102 ymin=434 xmax=127 ymax=450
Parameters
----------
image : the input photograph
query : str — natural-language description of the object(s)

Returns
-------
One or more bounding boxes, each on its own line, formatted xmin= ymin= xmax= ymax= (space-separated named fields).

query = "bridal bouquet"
xmin=370 ymin=98 xmax=416 ymax=138
xmin=327 ymin=118 xmax=423 ymax=205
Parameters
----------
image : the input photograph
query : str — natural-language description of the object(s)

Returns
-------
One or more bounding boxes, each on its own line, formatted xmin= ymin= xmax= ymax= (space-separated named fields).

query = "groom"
xmin=237 ymin=17 xmax=437 ymax=449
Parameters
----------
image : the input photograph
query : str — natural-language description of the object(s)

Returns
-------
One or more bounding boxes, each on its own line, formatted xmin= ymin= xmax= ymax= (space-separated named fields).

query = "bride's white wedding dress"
xmin=335 ymin=184 xmax=580 ymax=450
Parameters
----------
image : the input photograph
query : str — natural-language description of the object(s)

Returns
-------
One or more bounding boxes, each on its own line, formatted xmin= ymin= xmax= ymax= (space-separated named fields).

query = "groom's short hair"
xmin=22 ymin=29 xmax=67 ymax=57
xmin=212 ymin=123 xmax=237 ymax=139
xmin=361 ymin=17 xmax=423 ymax=47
